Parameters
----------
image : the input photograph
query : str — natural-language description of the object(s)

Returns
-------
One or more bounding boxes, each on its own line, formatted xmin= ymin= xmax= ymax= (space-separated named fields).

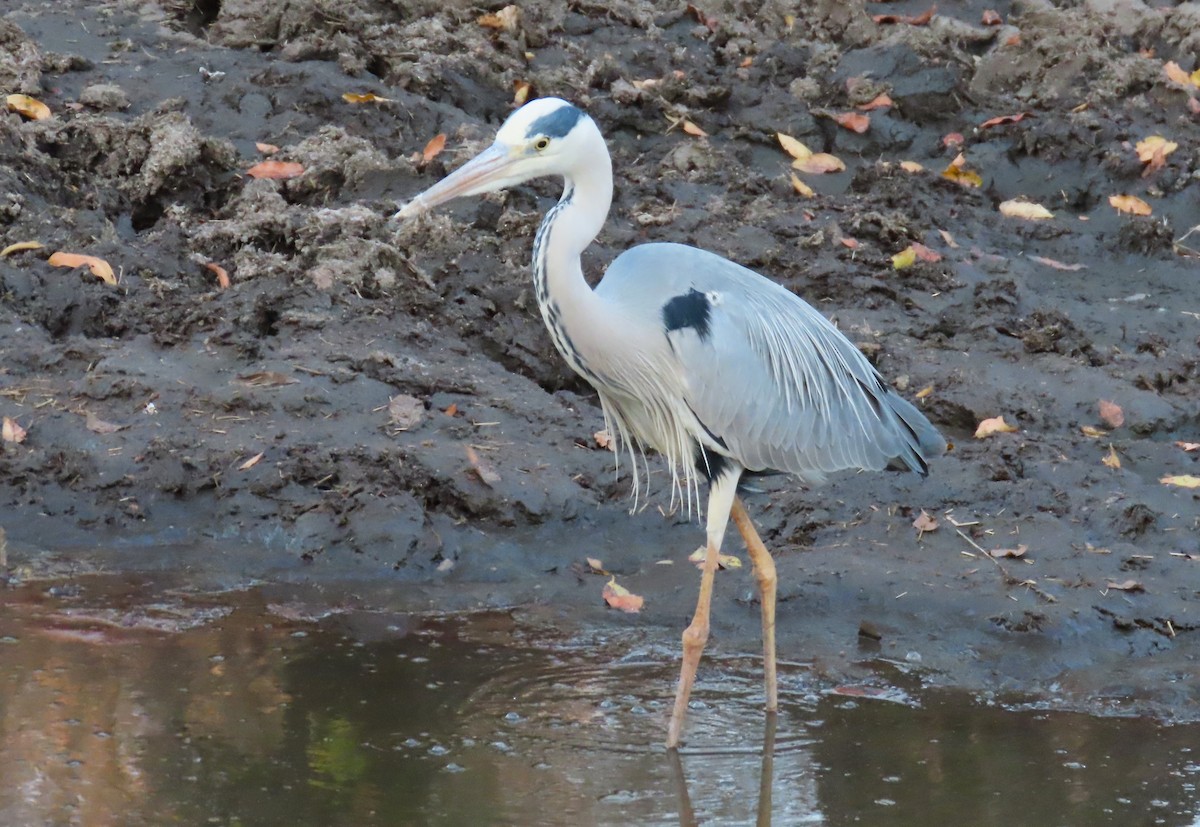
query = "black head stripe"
xmin=526 ymin=104 xmax=584 ymax=139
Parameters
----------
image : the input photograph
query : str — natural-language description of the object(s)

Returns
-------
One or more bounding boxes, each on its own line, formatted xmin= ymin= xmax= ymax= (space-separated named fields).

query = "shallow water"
xmin=0 ymin=575 xmax=1196 ymax=826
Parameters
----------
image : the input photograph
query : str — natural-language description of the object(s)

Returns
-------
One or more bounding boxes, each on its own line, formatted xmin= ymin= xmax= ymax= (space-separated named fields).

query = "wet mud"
xmin=1 ymin=0 xmax=1198 ymax=722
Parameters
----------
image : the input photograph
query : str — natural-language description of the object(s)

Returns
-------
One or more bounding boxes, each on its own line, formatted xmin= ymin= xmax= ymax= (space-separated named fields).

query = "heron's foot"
xmin=667 ymin=615 xmax=710 ymax=749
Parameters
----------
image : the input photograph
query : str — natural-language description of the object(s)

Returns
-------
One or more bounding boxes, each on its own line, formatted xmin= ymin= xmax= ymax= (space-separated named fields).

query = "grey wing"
xmin=604 ymin=243 xmax=944 ymax=481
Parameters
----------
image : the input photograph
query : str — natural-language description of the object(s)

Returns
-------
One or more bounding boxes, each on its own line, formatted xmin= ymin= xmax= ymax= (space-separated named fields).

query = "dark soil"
xmin=2 ymin=0 xmax=1198 ymax=720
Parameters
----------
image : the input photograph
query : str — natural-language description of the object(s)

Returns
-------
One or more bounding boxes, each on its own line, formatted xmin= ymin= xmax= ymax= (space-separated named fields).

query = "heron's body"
xmin=397 ymin=97 xmax=944 ymax=748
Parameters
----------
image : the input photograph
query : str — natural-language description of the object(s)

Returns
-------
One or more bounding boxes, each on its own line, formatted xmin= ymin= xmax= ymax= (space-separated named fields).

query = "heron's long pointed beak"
xmin=394 ymin=143 xmax=515 ymax=220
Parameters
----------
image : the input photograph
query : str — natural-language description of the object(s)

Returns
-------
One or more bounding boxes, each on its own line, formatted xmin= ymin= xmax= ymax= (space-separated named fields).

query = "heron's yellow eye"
xmin=534 ymin=137 xmax=550 ymax=151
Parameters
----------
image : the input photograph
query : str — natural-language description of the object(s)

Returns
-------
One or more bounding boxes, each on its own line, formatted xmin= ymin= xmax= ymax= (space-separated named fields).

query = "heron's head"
xmin=394 ymin=97 xmax=599 ymax=220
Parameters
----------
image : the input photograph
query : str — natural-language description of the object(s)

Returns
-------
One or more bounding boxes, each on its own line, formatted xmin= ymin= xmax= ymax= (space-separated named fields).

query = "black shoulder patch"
xmin=662 ymin=289 xmax=711 ymax=341
xmin=526 ymin=104 xmax=584 ymax=139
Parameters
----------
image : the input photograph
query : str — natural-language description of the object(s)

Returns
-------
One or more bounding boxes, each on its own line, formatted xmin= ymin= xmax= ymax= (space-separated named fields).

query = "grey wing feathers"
xmin=601 ymin=243 xmax=945 ymax=481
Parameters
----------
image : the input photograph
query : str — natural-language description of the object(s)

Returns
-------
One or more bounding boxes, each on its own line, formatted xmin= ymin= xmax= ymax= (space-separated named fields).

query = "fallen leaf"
xmin=777 ymin=132 xmax=812 ymax=161
xmin=1190 ymin=97 xmax=1200 ymax=115
xmin=892 ymin=246 xmax=917 ymax=270
xmin=512 ymin=79 xmax=531 ymax=106
xmin=1135 ymin=135 xmax=1177 ymax=177
xmin=685 ymin=3 xmax=718 ymax=30
xmin=915 ymin=384 xmax=934 ymax=399
xmin=982 ymin=9 xmax=1002 ymax=25
xmin=858 ymin=93 xmax=893 ymax=111
xmin=1162 ymin=61 xmax=1199 ymax=89
xmin=1109 ymin=194 xmax=1152 ymax=216
xmin=1029 ymin=255 xmax=1084 ymax=271
xmin=47 ymin=252 xmax=116 ymax=285
xmin=421 ymin=133 xmax=447 ymax=164
xmin=1105 ymin=579 xmax=1144 ymax=592
xmin=1161 ymin=474 xmax=1200 ymax=488
xmin=235 ymin=371 xmax=296 ymax=387
xmin=255 ymin=142 xmax=279 ymax=154
xmin=938 ymin=228 xmax=958 ymax=248
xmin=688 ymin=547 xmax=742 ymax=570
xmin=602 ymin=577 xmax=644 ymax=613
xmin=342 ymin=92 xmax=392 ymax=104
xmin=975 ymin=415 xmax=1017 ymax=438
xmin=988 ymin=545 xmax=1028 ymax=559
xmin=980 ymin=112 xmax=1031 ymax=129
xmin=942 ymin=153 xmax=982 ymax=187
xmin=910 ymin=242 xmax=942 ymax=263
xmin=465 ymin=445 xmax=501 ymax=486
xmin=1098 ymin=399 xmax=1124 ymax=428
xmin=1080 ymin=425 xmax=1108 ymax=438
xmin=900 ymin=160 xmax=925 ymax=173
xmin=789 ymin=172 xmax=815 ymax=197
xmin=239 ymin=452 xmax=264 ymax=470
xmin=585 ymin=557 xmax=608 ymax=575
xmin=85 ymin=411 xmax=127 ymax=434
xmin=388 ymin=394 xmax=425 ymax=430
xmin=2 ymin=417 xmax=27 ymax=444
xmin=840 ymin=237 xmax=860 ymax=249
xmin=1102 ymin=444 xmax=1121 ymax=469
xmin=247 ymin=160 xmax=305 ymax=180
xmin=1175 ymin=442 xmax=1200 ymax=452
xmin=872 ymin=6 xmax=934 ymax=25
xmin=477 ymin=5 xmax=521 ymax=31
xmin=681 ymin=119 xmax=708 ymax=138
xmin=913 ymin=510 xmax=939 ymax=533
xmin=0 ymin=241 xmax=44 ymax=257
xmin=794 ymin=153 xmax=846 ymax=174
xmin=204 ymin=261 xmax=230 ymax=289
xmin=594 ymin=429 xmax=613 ymax=450
xmin=6 ymin=93 xmax=51 ymax=120
xmin=833 ymin=111 xmax=870 ymax=133
xmin=999 ymin=199 xmax=1054 ymax=220
xmin=942 ymin=132 xmax=964 ymax=149
xmin=444 ymin=403 xmax=458 ymax=417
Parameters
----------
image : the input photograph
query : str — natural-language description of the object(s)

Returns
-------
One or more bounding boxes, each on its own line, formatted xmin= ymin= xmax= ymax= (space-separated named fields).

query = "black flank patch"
xmin=662 ymin=289 xmax=711 ymax=341
xmin=526 ymin=104 xmax=584 ymax=139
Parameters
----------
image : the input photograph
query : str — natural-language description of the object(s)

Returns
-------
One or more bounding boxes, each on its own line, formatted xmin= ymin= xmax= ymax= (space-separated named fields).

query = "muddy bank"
xmin=1 ymin=0 xmax=1198 ymax=717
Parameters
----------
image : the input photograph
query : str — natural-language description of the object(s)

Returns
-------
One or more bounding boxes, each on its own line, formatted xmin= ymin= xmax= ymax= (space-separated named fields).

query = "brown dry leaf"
xmin=1109 ymin=194 xmax=1152 ymax=216
xmin=1105 ymin=579 xmax=1144 ymax=593
xmin=858 ymin=93 xmax=893 ymax=111
xmin=999 ymin=199 xmax=1054 ymax=220
xmin=1161 ymin=474 xmax=1200 ymax=488
xmin=982 ymin=9 xmax=1002 ymax=25
xmin=342 ymin=92 xmax=392 ymax=104
xmin=912 ymin=510 xmax=939 ymax=534
xmin=6 ymin=93 xmax=51 ymax=120
xmin=594 ymin=429 xmax=613 ymax=450
xmin=910 ymin=242 xmax=942 ymax=263
xmin=840 ymin=237 xmax=860 ymax=249
xmin=900 ymin=160 xmax=925 ymax=173
xmin=602 ymin=577 xmax=644 ymax=613
xmin=421 ymin=133 xmax=447 ymax=164
xmin=388 ymin=394 xmax=425 ymax=431
xmin=585 ymin=557 xmax=608 ymax=575
xmin=1175 ymin=441 xmax=1200 ymax=452
xmin=980 ymin=112 xmax=1032 ymax=129
xmin=255 ymin=142 xmax=279 ymax=154
xmin=444 ymin=403 xmax=458 ymax=417
xmin=681 ymin=119 xmax=708 ymax=138
xmin=0 ymin=241 xmax=44 ymax=257
xmin=942 ymin=132 xmax=964 ymax=148
xmin=512 ymin=79 xmax=531 ymax=106
xmin=892 ymin=246 xmax=918 ymax=270
xmin=988 ymin=545 xmax=1028 ymax=559
xmin=833 ymin=111 xmax=870 ymax=133
xmin=465 ymin=445 xmax=501 ymax=486
xmin=687 ymin=547 xmax=743 ymax=570
xmin=236 ymin=371 xmax=296 ymax=387
xmin=872 ymin=6 xmax=934 ymax=25
xmin=204 ymin=261 xmax=231 ymax=289
xmin=789 ymin=172 xmax=815 ymax=197
xmin=938 ymin=228 xmax=959 ymax=248
xmin=942 ymin=154 xmax=982 ymax=187
xmin=1080 ymin=425 xmax=1108 ymax=438
xmin=1136 ymin=135 xmax=1177 ymax=177
xmin=1029 ymin=255 xmax=1085 ymax=271
xmin=477 ymin=5 xmax=521 ymax=31
xmin=1098 ymin=399 xmax=1124 ymax=428
xmin=2 ymin=417 xmax=27 ymax=444
xmin=239 ymin=452 xmax=265 ymax=471
xmin=794 ymin=153 xmax=846 ymax=174
xmin=975 ymin=415 xmax=1017 ymax=438
xmin=47 ymin=252 xmax=116 ymax=285
xmin=247 ymin=160 xmax=304 ymax=180
xmin=85 ymin=411 xmax=127 ymax=434
xmin=1101 ymin=444 xmax=1121 ymax=469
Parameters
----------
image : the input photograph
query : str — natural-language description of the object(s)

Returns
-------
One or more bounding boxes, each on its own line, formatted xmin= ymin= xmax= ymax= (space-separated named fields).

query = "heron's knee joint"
xmin=682 ymin=622 xmax=709 ymax=651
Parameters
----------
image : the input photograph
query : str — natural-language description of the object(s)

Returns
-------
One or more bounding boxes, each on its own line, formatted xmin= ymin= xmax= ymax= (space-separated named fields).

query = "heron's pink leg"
xmin=667 ymin=473 xmax=739 ymax=749
xmin=731 ymin=496 xmax=778 ymax=712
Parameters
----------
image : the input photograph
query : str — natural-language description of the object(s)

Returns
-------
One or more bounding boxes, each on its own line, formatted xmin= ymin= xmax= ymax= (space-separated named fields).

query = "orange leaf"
xmin=789 ymin=172 xmax=815 ymax=197
xmin=942 ymin=132 xmax=964 ymax=148
xmin=443 ymin=403 xmax=458 ymax=417
xmin=342 ymin=92 xmax=392 ymax=104
xmin=980 ymin=112 xmax=1031 ymax=129
xmin=2 ymin=416 xmax=27 ymax=444
xmin=1102 ymin=444 xmax=1121 ymax=469
xmin=840 ymin=237 xmax=860 ymax=249
xmin=465 ymin=445 xmax=501 ymax=486
xmin=681 ymin=119 xmax=708 ymax=138
xmin=899 ymin=160 xmax=925 ymax=173
xmin=48 ymin=252 xmax=116 ymax=285
xmin=602 ymin=577 xmax=644 ymax=613
xmin=422 ymin=133 xmax=447 ymax=164
xmin=910 ymin=242 xmax=942 ymax=263
xmin=239 ymin=452 xmax=265 ymax=471
xmin=1098 ymin=399 xmax=1124 ymax=428
xmin=477 ymin=5 xmax=521 ymax=31
xmin=1163 ymin=61 xmax=1199 ymax=89
xmin=1109 ymin=194 xmax=1151 ymax=216
xmin=982 ymin=9 xmax=1002 ymax=25
xmin=255 ymin=142 xmax=279 ymax=154
xmin=6 ymin=93 xmax=51 ymax=120
xmin=833 ymin=111 xmax=870 ymax=133
xmin=247 ymin=160 xmax=304 ymax=180
xmin=794 ymin=153 xmax=846 ymax=174
xmin=858 ymin=93 xmax=893 ymax=111
xmin=512 ymin=79 xmax=531 ymax=106
xmin=975 ymin=415 xmax=1017 ymax=438
xmin=204 ymin=262 xmax=231 ymax=289
xmin=999 ymin=199 xmax=1054 ymax=220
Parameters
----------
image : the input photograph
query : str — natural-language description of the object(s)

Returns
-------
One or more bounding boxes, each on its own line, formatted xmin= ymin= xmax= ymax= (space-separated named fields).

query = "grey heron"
xmin=396 ymin=97 xmax=945 ymax=749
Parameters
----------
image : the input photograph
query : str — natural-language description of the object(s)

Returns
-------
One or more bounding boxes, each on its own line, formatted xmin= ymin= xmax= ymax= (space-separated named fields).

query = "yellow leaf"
xmin=900 ymin=160 xmax=925 ymax=173
xmin=942 ymin=154 xmax=982 ymax=187
xmin=789 ymin=172 xmax=814 ymax=197
xmin=1161 ymin=474 xmax=1200 ymax=489
xmin=999 ymin=199 xmax=1054 ymax=220
xmin=512 ymin=79 xmax=531 ymax=106
xmin=915 ymin=384 xmax=934 ymax=399
xmin=1163 ymin=61 xmax=1199 ymax=88
xmin=1109 ymin=194 xmax=1152 ymax=216
xmin=777 ymin=132 xmax=812 ymax=161
xmin=687 ymin=548 xmax=742 ymax=569
xmin=975 ymin=415 xmax=1017 ymax=438
xmin=6 ymin=93 xmax=51 ymax=120
xmin=0 ymin=240 xmax=44 ymax=257
xmin=1101 ymin=445 xmax=1121 ymax=469
xmin=1080 ymin=425 xmax=1108 ymax=438
xmin=478 ymin=5 xmax=521 ymax=31
xmin=47 ymin=251 xmax=116 ymax=285
xmin=892 ymin=246 xmax=917 ymax=270
xmin=793 ymin=152 xmax=845 ymax=174
xmin=602 ymin=577 xmax=644 ymax=613
xmin=342 ymin=92 xmax=393 ymax=104
xmin=1135 ymin=135 xmax=1178 ymax=163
